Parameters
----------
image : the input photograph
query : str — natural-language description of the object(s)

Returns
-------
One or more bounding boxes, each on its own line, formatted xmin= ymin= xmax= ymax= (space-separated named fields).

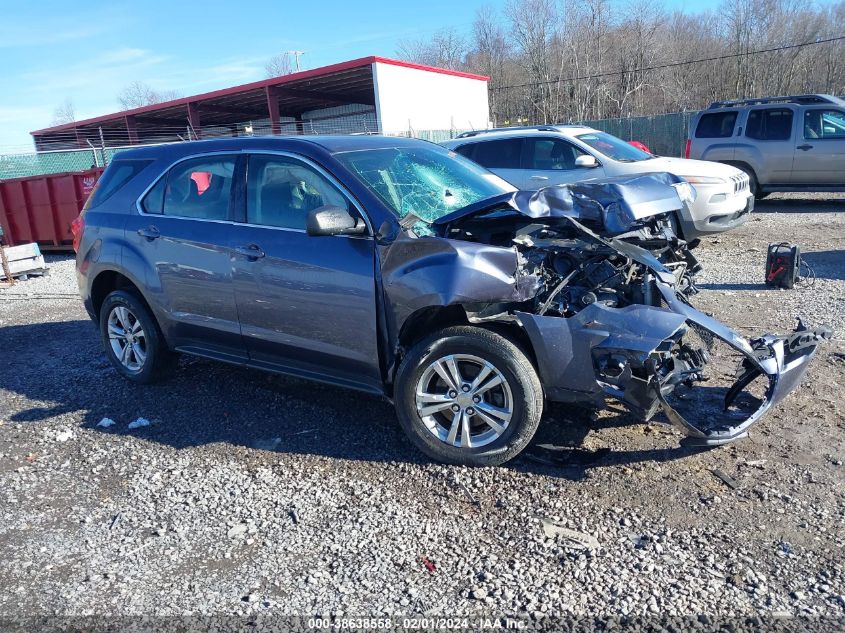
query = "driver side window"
xmin=525 ymin=138 xmax=586 ymax=170
xmin=804 ymin=109 xmax=845 ymax=139
xmin=246 ymin=155 xmax=350 ymax=230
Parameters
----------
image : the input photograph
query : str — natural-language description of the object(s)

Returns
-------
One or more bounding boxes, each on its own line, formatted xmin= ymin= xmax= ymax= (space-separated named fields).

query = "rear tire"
xmin=99 ymin=290 xmax=175 ymax=384
xmin=394 ymin=326 xmax=543 ymax=466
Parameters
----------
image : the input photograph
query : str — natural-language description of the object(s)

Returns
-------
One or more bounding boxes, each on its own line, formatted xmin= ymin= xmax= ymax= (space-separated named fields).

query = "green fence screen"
xmin=578 ymin=111 xmax=700 ymax=157
xmin=0 ymin=148 xmax=114 ymax=180
xmin=0 ymin=113 xmax=701 ymax=181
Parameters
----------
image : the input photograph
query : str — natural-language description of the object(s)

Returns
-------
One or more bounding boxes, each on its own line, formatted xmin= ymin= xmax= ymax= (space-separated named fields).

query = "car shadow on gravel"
xmin=1 ymin=318 xmax=704 ymax=478
xmin=753 ymin=198 xmax=845 ymax=214
xmin=697 ymin=282 xmax=768 ymax=291
xmin=801 ymin=250 xmax=845 ymax=281
xmin=515 ymin=401 xmax=708 ymax=478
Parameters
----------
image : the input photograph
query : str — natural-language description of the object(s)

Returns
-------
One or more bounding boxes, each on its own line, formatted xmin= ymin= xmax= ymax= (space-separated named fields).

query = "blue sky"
xmin=1 ymin=0 xmax=726 ymax=149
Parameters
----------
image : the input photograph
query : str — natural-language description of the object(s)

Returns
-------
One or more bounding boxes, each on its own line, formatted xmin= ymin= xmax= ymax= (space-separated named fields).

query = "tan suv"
xmin=687 ymin=94 xmax=845 ymax=198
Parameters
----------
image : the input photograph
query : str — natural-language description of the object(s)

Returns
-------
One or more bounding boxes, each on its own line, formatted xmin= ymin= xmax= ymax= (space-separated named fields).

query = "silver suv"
xmin=442 ymin=126 xmax=753 ymax=242
xmin=687 ymin=94 xmax=845 ymax=198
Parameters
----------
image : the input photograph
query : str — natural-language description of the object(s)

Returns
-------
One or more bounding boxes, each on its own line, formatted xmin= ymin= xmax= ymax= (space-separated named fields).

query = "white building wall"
xmin=372 ymin=62 xmax=489 ymax=134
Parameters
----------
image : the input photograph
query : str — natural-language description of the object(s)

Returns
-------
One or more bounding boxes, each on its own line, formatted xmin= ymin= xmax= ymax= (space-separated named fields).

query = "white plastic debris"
xmin=97 ymin=418 xmax=116 ymax=428
xmin=55 ymin=428 xmax=74 ymax=442
xmin=127 ymin=417 xmax=151 ymax=430
xmin=227 ymin=524 xmax=248 ymax=538
xmin=541 ymin=519 xmax=600 ymax=550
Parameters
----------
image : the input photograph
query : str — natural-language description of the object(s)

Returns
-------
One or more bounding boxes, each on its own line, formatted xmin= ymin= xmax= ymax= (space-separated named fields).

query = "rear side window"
xmin=141 ymin=178 xmax=166 ymax=214
xmin=464 ymin=139 xmax=523 ymax=169
xmin=160 ymin=155 xmax=237 ymax=220
xmin=695 ymin=112 xmax=737 ymax=138
xmin=746 ymin=108 xmax=793 ymax=141
xmin=86 ymin=159 xmax=151 ymax=208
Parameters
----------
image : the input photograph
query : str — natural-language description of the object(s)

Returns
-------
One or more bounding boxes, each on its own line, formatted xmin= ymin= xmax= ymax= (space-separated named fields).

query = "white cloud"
xmin=20 ymin=48 xmax=171 ymax=95
xmin=0 ymin=10 xmax=130 ymax=48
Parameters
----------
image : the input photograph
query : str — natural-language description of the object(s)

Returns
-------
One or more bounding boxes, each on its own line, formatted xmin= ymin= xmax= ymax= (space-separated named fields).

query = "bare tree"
xmin=398 ymin=28 xmax=467 ymax=69
xmin=117 ymin=82 xmax=181 ymax=110
xmin=506 ymin=0 xmax=560 ymax=122
xmin=51 ymin=98 xmax=76 ymax=125
xmin=265 ymin=52 xmax=294 ymax=78
xmin=397 ymin=0 xmax=845 ymax=126
xmin=467 ymin=5 xmax=514 ymax=124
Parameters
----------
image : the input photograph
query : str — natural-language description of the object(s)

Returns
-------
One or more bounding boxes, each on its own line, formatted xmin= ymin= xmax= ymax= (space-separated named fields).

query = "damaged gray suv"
xmin=73 ymin=136 xmax=830 ymax=466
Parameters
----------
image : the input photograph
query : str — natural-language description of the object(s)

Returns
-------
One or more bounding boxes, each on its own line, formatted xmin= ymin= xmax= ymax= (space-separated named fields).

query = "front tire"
xmin=99 ymin=290 xmax=175 ymax=384
xmin=394 ymin=326 xmax=543 ymax=466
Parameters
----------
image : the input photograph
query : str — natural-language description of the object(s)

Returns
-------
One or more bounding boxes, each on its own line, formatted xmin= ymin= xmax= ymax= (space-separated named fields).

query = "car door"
xmin=521 ymin=137 xmax=606 ymax=189
xmin=454 ymin=138 xmax=527 ymax=189
xmin=228 ymin=152 xmax=382 ymax=392
xmin=792 ymin=108 xmax=845 ymax=185
xmin=125 ymin=153 xmax=246 ymax=362
xmin=743 ymin=107 xmax=797 ymax=184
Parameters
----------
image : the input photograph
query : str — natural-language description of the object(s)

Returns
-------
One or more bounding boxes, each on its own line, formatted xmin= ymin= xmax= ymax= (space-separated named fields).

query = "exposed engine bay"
xmin=382 ymin=173 xmax=831 ymax=445
xmin=435 ymin=172 xmax=703 ymax=300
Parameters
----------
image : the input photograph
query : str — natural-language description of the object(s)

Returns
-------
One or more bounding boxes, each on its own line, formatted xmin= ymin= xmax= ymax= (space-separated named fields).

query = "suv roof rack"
xmin=708 ymin=94 xmax=840 ymax=109
xmin=455 ymin=124 xmax=585 ymax=139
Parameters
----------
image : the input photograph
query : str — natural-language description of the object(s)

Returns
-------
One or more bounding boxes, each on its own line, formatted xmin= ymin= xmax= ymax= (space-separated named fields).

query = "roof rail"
xmin=455 ymin=124 xmax=582 ymax=139
xmin=708 ymin=94 xmax=839 ymax=109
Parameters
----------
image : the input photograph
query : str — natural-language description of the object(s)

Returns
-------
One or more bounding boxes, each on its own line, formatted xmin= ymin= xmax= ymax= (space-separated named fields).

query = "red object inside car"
xmin=628 ymin=140 xmax=651 ymax=153
xmin=190 ymin=171 xmax=212 ymax=195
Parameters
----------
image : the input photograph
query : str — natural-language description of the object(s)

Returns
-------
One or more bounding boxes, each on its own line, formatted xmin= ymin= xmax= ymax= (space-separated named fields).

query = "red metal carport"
xmin=29 ymin=57 xmax=394 ymax=150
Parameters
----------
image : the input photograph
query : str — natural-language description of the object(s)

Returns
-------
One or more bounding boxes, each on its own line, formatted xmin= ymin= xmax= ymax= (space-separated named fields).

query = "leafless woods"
xmin=398 ymin=0 xmax=845 ymax=124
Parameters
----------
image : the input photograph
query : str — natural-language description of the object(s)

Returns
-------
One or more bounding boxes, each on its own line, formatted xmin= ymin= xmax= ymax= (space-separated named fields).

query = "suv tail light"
xmin=70 ymin=214 xmax=85 ymax=253
xmin=684 ymin=139 xmax=691 ymax=159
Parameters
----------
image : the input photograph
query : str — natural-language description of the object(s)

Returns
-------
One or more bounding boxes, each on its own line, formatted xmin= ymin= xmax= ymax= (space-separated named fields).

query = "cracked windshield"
xmin=336 ymin=146 xmax=514 ymax=234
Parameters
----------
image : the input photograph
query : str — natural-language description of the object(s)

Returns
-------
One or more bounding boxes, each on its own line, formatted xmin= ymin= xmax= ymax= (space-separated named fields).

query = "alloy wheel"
xmin=414 ymin=353 xmax=513 ymax=449
xmin=107 ymin=306 xmax=147 ymax=373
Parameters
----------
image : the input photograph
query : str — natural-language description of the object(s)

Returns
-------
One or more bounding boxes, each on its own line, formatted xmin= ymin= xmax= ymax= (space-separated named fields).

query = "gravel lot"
xmin=1 ymin=194 xmax=844 ymax=627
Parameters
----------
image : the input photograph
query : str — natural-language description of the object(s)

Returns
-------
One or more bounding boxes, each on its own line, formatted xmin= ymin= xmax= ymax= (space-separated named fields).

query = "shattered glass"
xmin=336 ymin=147 xmax=513 ymax=231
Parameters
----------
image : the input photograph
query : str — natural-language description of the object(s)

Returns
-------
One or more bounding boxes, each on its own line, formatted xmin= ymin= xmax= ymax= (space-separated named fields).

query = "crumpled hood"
xmin=432 ymin=172 xmax=687 ymax=235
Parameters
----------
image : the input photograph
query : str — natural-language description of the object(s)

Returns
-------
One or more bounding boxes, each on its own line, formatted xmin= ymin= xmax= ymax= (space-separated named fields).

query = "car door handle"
xmin=530 ymin=175 xmax=549 ymax=181
xmin=233 ymin=244 xmax=265 ymax=260
xmin=137 ymin=226 xmax=160 ymax=241
xmin=797 ymin=144 xmax=814 ymax=151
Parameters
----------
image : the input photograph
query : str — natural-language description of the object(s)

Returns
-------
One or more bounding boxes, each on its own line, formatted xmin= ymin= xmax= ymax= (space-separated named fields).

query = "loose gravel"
xmin=1 ymin=194 xmax=844 ymax=628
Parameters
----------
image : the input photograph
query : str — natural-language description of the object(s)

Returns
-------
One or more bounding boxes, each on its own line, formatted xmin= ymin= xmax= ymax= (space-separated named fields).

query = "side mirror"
xmin=306 ymin=205 xmax=367 ymax=237
xmin=575 ymin=154 xmax=599 ymax=168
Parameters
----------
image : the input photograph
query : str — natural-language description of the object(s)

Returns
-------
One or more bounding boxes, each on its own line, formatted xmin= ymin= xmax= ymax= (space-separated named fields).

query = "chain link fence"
xmin=1 ymin=126 xmax=471 ymax=181
xmin=579 ymin=111 xmax=700 ymax=157
xmin=0 ymin=110 xmax=701 ymax=181
xmin=0 ymin=148 xmax=108 ymax=181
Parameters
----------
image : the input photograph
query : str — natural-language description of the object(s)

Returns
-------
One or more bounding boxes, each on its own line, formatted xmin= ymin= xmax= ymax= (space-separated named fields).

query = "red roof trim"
xmin=31 ymin=56 xmax=489 ymax=135
xmin=372 ymin=57 xmax=489 ymax=82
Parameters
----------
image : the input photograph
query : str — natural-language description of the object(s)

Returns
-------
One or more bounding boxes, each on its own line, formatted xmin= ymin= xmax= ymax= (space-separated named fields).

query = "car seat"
xmin=165 ymin=176 xmax=201 ymax=216
xmin=804 ymin=112 xmax=821 ymax=139
xmin=257 ymin=179 xmax=296 ymax=227
xmin=550 ymin=143 xmax=575 ymax=170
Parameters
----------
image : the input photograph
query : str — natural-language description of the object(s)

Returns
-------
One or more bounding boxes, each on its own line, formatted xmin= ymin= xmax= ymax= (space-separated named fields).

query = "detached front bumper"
xmin=657 ymin=321 xmax=832 ymax=445
xmin=516 ymin=283 xmax=831 ymax=446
